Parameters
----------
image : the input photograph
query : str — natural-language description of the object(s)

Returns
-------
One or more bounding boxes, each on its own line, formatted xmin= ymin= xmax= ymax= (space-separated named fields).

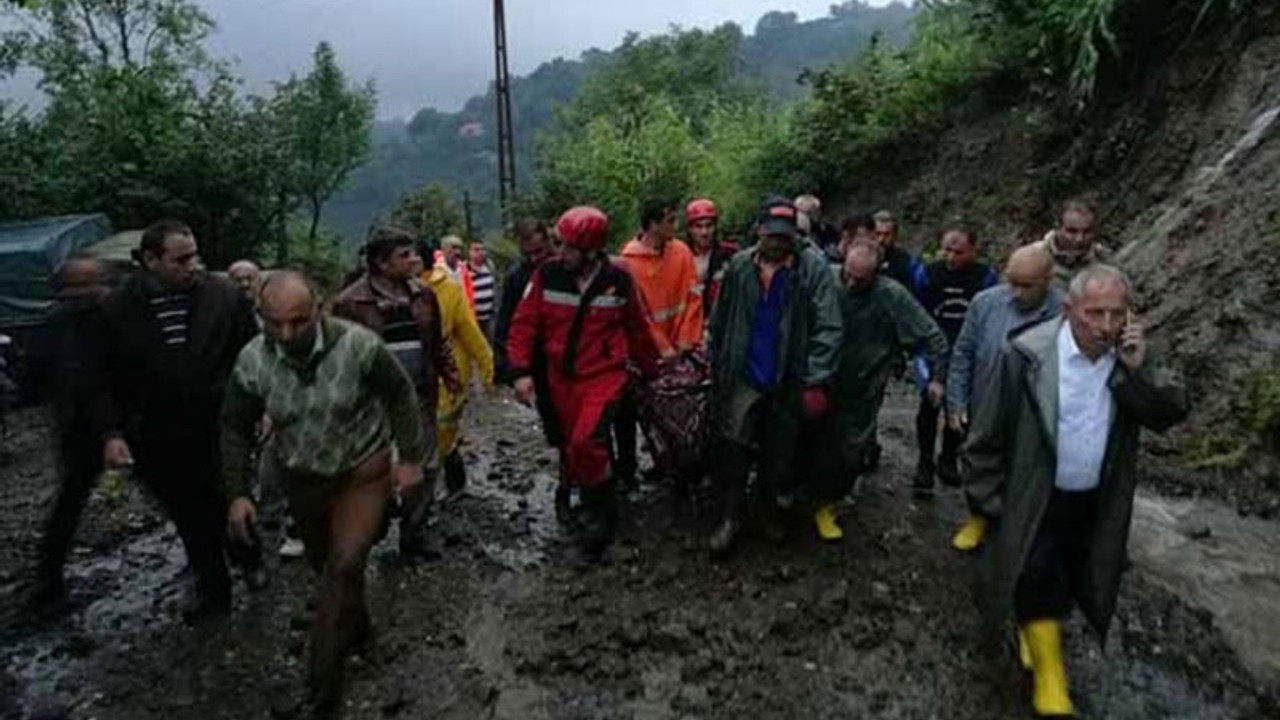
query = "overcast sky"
xmin=195 ymin=0 xmax=892 ymax=119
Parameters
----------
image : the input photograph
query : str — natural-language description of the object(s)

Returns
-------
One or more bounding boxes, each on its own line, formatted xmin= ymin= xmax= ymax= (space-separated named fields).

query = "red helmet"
xmin=685 ymin=198 xmax=718 ymax=224
xmin=555 ymin=206 xmax=609 ymax=250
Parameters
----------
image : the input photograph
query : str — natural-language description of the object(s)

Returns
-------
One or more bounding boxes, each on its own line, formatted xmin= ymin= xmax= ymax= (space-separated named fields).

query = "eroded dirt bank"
xmin=1 ymin=387 xmax=1277 ymax=719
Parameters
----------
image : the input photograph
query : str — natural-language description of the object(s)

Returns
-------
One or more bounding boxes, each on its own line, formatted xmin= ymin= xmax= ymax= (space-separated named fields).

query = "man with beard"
xmin=1033 ymin=199 xmax=1105 ymax=292
xmin=808 ymin=242 xmax=948 ymax=540
xmin=872 ymin=209 xmax=921 ymax=290
xmin=507 ymin=206 xmax=656 ymax=559
xmin=97 ymin=220 xmax=257 ymax=622
xmin=947 ymin=245 xmax=1062 ymax=551
xmin=334 ymin=225 xmax=458 ymax=560
xmin=223 ymin=272 xmax=426 ymax=714
xmin=965 ymin=265 xmax=1186 ymax=717
xmin=705 ymin=197 xmax=842 ymax=557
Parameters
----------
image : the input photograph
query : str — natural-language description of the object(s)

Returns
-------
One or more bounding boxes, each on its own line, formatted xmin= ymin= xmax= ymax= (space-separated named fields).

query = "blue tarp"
xmin=0 ymin=214 xmax=113 ymax=328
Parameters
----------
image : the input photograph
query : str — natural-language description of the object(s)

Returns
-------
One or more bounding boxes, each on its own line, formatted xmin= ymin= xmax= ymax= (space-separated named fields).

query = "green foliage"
xmin=273 ymin=42 xmax=376 ymax=246
xmin=0 ymin=1 xmax=375 ymax=270
xmin=387 ymin=183 xmax=467 ymax=248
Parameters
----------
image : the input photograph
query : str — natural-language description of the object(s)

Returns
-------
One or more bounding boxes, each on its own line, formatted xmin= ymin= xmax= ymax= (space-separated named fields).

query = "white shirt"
xmin=1055 ymin=322 xmax=1116 ymax=491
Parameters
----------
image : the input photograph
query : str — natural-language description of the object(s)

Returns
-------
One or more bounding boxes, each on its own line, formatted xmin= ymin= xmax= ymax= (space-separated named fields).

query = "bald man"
xmin=946 ymin=245 xmax=1063 ymax=551
xmin=220 ymin=272 xmax=425 ymax=713
xmin=805 ymin=242 xmax=946 ymax=542
xmin=227 ymin=260 xmax=261 ymax=302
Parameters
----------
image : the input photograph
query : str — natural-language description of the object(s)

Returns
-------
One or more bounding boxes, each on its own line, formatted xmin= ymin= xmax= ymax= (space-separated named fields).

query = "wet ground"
xmin=1 ymin=386 xmax=1278 ymax=719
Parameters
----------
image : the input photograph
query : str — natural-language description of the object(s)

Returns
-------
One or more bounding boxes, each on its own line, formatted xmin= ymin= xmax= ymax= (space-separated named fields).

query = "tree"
xmin=388 ymin=183 xmax=466 ymax=249
xmin=275 ymin=41 xmax=375 ymax=249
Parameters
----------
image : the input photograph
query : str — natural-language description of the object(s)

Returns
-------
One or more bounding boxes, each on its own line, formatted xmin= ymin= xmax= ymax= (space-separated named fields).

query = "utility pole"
xmin=493 ymin=0 xmax=516 ymax=220
xmin=463 ymin=190 xmax=475 ymax=241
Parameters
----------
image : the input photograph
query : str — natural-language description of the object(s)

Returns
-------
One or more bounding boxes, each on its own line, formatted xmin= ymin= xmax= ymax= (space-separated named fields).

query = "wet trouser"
xmin=281 ymin=447 xmax=393 ymax=702
xmin=36 ymin=424 xmax=101 ymax=589
xmin=612 ymin=383 xmax=638 ymax=488
xmin=135 ymin=429 xmax=231 ymax=606
xmin=399 ymin=397 xmax=440 ymax=551
xmin=806 ymin=381 xmax=889 ymax=503
xmin=1015 ymin=488 xmax=1099 ymax=621
xmin=549 ymin=370 xmax=628 ymax=488
xmin=915 ymin=394 xmax=964 ymax=474
xmin=713 ymin=384 xmax=801 ymax=517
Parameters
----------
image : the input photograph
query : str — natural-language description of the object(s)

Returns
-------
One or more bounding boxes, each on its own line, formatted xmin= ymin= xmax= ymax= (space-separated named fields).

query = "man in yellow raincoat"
xmin=423 ymin=256 xmax=495 ymax=496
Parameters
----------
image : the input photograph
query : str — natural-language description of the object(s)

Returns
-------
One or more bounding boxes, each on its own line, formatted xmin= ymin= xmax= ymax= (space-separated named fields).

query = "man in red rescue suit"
xmin=508 ymin=206 xmax=656 ymax=558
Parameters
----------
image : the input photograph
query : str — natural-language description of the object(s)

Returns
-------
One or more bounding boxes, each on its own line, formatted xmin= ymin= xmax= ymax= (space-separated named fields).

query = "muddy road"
xmin=1 ymin=387 xmax=1277 ymax=719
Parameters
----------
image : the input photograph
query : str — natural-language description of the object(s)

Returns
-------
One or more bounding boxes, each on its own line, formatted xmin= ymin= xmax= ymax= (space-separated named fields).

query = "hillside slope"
xmin=842 ymin=5 xmax=1280 ymax=513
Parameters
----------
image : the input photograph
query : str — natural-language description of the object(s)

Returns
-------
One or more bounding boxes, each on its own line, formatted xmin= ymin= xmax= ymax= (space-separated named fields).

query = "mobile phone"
xmin=1120 ymin=309 xmax=1138 ymax=353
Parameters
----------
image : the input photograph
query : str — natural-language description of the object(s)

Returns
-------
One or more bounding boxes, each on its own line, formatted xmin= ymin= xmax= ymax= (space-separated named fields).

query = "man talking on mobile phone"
xmin=963 ymin=264 xmax=1187 ymax=718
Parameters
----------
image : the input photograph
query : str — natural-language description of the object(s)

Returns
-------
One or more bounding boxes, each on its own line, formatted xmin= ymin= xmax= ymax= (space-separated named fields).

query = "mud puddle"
xmin=0 ymin=386 xmax=1276 ymax=719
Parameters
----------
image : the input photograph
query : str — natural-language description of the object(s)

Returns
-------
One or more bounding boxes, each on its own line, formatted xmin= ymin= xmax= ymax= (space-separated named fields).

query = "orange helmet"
xmin=555 ymin=206 xmax=609 ymax=250
xmin=685 ymin=198 xmax=718 ymax=224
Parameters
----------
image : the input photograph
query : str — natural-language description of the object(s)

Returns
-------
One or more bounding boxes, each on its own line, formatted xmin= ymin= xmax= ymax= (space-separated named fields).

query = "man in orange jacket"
xmin=617 ymin=196 xmax=704 ymax=358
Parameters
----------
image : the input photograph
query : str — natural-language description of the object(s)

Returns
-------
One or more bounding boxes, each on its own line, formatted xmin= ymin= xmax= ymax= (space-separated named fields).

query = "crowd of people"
xmin=20 ymin=193 xmax=1188 ymax=718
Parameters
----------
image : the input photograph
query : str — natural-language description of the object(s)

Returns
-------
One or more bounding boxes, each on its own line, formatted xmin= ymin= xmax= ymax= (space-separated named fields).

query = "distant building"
xmin=458 ymin=122 xmax=485 ymax=139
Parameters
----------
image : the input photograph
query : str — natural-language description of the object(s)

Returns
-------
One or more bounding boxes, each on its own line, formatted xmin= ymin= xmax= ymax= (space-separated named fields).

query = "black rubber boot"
xmin=443 ymin=449 xmax=467 ymax=497
xmin=708 ymin=443 xmax=749 ymax=559
xmin=912 ymin=462 xmax=935 ymax=499
xmin=578 ymin=482 xmax=618 ymax=560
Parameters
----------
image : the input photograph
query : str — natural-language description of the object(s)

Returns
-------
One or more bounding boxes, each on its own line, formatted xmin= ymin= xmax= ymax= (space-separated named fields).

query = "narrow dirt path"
xmin=2 ymin=387 xmax=1276 ymax=719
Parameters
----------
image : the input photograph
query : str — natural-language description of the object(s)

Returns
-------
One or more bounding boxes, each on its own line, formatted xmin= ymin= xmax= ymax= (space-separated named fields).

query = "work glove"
xmin=801 ymin=386 xmax=829 ymax=419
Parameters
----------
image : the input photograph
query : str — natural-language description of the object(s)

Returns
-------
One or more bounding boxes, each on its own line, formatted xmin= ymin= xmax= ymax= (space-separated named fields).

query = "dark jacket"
xmin=914 ymin=261 xmax=998 ymax=343
xmin=881 ymin=245 xmax=921 ymax=292
xmin=964 ymin=317 xmax=1188 ymax=641
xmin=96 ymin=272 xmax=258 ymax=441
xmin=332 ymin=275 xmax=458 ymax=412
xmin=494 ymin=259 xmax=537 ymax=383
xmin=708 ymin=239 xmax=843 ymax=435
xmin=697 ymin=239 xmax=740 ymax=322
xmin=46 ymin=298 xmax=108 ymax=434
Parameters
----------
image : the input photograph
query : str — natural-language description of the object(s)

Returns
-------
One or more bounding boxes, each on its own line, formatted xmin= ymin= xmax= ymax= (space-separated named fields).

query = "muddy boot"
xmin=443 ymin=449 xmax=467 ymax=499
xmin=1024 ymin=619 xmax=1075 ymax=717
xmin=554 ymin=484 xmax=576 ymax=529
xmin=399 ymin=470 xmax=440 ymax=563
xmin=936 ymin=454 xmax=961 ymax=488
xmin=578 ymin=482 xmax=617 ymax=560
xmin=814 ymin=503 xmax=843 ymax=542
xmin=912 ymin=462 xmax=935 ymax=499
xmin=951 ymin=514 xmax=988 ymax=552
xmin=708 ymin=443 xmax=748 ymax=559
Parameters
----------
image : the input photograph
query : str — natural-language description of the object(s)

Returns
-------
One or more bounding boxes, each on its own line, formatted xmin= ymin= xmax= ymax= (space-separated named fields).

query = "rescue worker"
xmin=507 ymin=206 xmax=656 ymax=559
xmin=97 ymin=219 xmax=257 ymax=622
xmin=873 ymin=209 xmax=921 ymax=290
xmin=423 ymin=248 xmax=494 ymax=498
xmin=911 ymin=227 xmax=997 ymax=496
xmin=965 ymin=265 xmax=1187 ymax=717
xmin=947 ymin=245 xmax=1062 ymax=551
xmin=227 ymin=260 xmax=262 ymax=302
xmin=809 ymin=242 xmax=948 ymax=540
xmin=618 ymin=196 xmax=704 ymax=359
xmin=28 ymin=255 xmax=110 ymax=614
xmin=1033 ymin=199 xmax=1105 ymax=292
xmin=223 ymin=272 xmax=427 ymax=714
xmin=706 ymin=196 xmax=842 ymax=557
xmin=333 ymin=226 xmax=458 ymax=561
xmin=685 ymin=198 xmax=739 ymax=322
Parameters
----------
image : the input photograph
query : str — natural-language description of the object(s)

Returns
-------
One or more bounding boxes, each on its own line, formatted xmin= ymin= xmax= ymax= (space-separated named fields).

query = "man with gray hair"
xmin=964 ymin=264 xmax=1187 ymax=718
xmin=947 ymin=244 xmax=1063 ymax=551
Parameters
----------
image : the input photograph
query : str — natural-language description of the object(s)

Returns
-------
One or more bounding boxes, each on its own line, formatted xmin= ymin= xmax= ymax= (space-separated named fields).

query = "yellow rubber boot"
xmin=951 ymin=514 xmax=988 ymax=552
xmin=1023 ymin=619 xmax=1075 ymax=717
xmin=814 ymin=503 xmax=843 ymax=542
xmin=1018 ymin=628 xmax=1033 ymax=671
